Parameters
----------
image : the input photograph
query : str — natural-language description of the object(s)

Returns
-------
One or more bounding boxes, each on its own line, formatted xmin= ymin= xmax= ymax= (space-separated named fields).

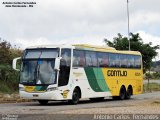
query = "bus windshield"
xmin=20 ymin=49 xmax=59 ymax=85
xmin=20 ymin=59 xmax=57 ymax=85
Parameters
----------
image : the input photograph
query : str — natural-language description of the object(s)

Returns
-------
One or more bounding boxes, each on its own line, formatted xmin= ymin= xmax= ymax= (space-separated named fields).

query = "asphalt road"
xmin=0 ymin=81 xmax=159 ymax=119
xmin=0 ymin=92 xmax=160 ymax=115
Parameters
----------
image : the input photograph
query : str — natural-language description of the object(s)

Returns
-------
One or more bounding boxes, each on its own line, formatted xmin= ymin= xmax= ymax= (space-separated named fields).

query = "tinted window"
xmin=109 ymin=53 xmax=120 ymax=67
xmin=120 ymin=54 xmax=128 ymax=68
xmin=97 ymin=52 xmax=109 ymax=67
xmin=61 ymin=49 xmax=71 ymax=66
xmin=24 ymin=49 xmax=58 ymax=59
xmin=128 ymin=55 xmax=135 ymax=68
xmin=73 ymin=50 xmax=85 ymax=67
xmin=85 ymin=51 xmax=98 ymax=67
xmin=135 ymin=55 xmax=141 ymax=68
xmin=58 ymin=49 xmax=71 ymax=86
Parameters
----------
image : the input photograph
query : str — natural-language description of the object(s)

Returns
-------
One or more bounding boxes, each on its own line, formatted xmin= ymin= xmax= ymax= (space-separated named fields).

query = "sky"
xmin=0 ymin=0 xmax=160 ymax=59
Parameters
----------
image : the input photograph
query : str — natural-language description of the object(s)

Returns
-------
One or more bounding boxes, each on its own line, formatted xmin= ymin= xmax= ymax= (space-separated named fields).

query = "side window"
xmin=73 ymin=50 xmax=85 ymax=67
xmin=128 ymin=55 xmax=135 ymax=68
xmin=61 ymin=49 xmax=71 ymax=67
xmin=109 ymin=53 xmax=120 ymax=67
xmin=135 ymin=55 xmax=141 ymax=69
xmin=97 ymin=52 xmax=109 ymax=67
xmin=115 ymin=54 xmax=120 ymax=67
xmin=58 ymin=49 xmax=71 ymax=86
xmin=120 ymin=54 xmax=128 ymax=68
xmin=85 ymin=51 xmax=98 ymax=67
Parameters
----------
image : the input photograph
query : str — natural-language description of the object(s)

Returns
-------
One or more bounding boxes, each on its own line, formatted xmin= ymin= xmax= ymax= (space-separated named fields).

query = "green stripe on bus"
xmin=94 ymin=68 xmax=110 ymax=91
xmin=84 ymin=68 xmax=102 ymax=92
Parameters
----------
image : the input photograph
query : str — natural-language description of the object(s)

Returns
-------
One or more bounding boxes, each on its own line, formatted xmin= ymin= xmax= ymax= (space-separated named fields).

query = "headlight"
xmin=19 ymin=87 xmax=25 ymax=91
xmin=47 ymin=87 xmax=58 ymax=91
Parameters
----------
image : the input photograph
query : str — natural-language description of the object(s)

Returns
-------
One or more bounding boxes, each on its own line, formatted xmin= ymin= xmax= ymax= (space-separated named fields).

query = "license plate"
xmin=33 ymin=94 xmax=39 ymax=97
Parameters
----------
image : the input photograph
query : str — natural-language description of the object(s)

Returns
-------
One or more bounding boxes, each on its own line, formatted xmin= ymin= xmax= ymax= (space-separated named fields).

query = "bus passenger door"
xmin=58 ymin=49 xmax=71 ymax=87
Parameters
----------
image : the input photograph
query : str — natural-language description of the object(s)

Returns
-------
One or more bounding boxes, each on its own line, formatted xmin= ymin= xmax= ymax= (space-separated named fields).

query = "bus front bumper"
xmin=19 ymin=90 xmax=64 ymax=100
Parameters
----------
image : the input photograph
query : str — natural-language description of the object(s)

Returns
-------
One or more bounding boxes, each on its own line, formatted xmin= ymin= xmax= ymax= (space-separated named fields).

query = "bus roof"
xmin=73 ymin=44 xmax=141 ymax=55
xmin=73 ymin=44 xmax=116 ymax=50
xmin=26 ymin=44 xmax=74 ymax=49
xmin=26 ymin=44 xmax=141 ymax=56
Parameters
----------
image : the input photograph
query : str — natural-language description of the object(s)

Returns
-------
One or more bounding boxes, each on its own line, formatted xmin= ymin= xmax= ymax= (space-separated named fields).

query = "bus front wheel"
xmin=38 ymin=100 xmax=48 ymax=105
xmin=68 ymin=88 xmax=80 ymax=105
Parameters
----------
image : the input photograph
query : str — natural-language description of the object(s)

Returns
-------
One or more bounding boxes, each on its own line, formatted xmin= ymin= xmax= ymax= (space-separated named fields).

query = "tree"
xmin=0 ymin=39 xmax=22 ymax=92
xmin=104 ymin=33 xmax=159 ymax=73
xmin=0 ymin=40 xmax=22 ymax=65
xmin=0 ymin=40 xmax=11 ymax=64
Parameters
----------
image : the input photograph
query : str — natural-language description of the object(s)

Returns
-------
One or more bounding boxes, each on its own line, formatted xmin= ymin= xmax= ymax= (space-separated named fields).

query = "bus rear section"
xmin=72 ymin=45 xmax=143 ymax=101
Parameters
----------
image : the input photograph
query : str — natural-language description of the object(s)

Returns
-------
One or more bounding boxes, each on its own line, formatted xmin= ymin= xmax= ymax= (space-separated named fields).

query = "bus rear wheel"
xmin=68 ymin=88 xmax=80 ymax=105
xmin=126 ymin=87 xmax=132 ymax=99
xmin=119 ymin=86 xmax=126 ymax=100
xmin=38 ymin=100 xmax=48 ymax=105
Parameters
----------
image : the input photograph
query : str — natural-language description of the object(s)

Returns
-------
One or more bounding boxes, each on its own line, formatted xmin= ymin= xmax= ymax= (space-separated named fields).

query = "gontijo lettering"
xmin=107 ymin=70 xmax=127 ymax=76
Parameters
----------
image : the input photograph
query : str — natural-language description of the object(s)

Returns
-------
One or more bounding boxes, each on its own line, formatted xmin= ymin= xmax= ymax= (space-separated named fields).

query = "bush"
xmin=0 ymin=64 xmax=20 ymax=93
xmin=145 ymin=73 xmax=152 ymax=79
xmin=0 ymin=81 xmax=12 ymax=93
xmin=0 ymin=40 xmax=22 ymax=93
xmin=152 ymin=72 xmax=160 ymax=79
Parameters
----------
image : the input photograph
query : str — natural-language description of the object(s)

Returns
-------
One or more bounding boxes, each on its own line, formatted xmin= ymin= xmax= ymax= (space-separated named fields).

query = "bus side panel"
xmin=94 ymin=68 xmax=110 ymax=92
xmin=71 ymin=68 xmax=111 ymax=99
xmin=70 ymin=67 xmax=143 ymax=98
xmin=102 ymin=68 xmax=119 ymax=96
xmin=102 ymin=68 xmax=143 ymax=96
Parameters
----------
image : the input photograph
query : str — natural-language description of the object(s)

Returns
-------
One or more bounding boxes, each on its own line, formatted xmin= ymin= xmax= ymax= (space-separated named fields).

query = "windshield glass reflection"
xmin=20 ymin=60 xmax=56 ymax=85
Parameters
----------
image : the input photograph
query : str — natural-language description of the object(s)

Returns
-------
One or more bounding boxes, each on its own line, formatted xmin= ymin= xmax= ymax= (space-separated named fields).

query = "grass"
xmin=143 ymin=83 xmax=160 ymax=92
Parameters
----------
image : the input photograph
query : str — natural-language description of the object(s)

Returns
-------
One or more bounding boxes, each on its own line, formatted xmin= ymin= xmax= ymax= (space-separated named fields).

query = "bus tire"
xmin=126 ymin=86 xmax=132 ymax=99
xmin=38 ymin=100 xmax=48 ymax=105
xmin=90 ymin=97 xmax=104 ymax=102
xmin=119 ymin=86 xmax=126 ymax=100
xmin=68 ymin=88 xmax=80 ymax=105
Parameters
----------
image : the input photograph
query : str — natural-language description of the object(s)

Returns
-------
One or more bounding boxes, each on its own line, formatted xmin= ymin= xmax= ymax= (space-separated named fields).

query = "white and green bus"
xmin=13 ymin=44 xmax=143 ymax=105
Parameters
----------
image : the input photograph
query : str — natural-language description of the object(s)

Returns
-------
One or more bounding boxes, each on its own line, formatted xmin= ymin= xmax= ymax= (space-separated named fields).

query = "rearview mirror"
xmin=54 ymin=57 xmax=61 ymax=71
xmin=12 ymin=57 xmax=21 ymax=71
